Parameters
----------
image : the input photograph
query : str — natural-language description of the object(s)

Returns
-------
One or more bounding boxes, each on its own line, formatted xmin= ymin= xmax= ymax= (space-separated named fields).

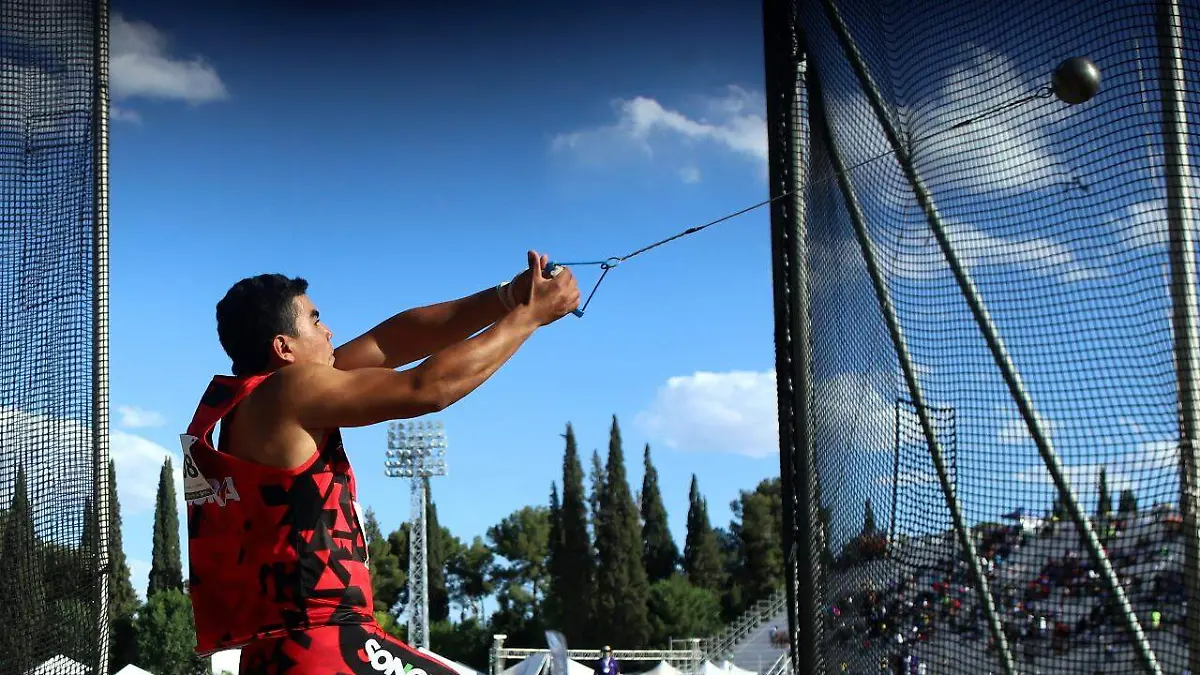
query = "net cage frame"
xmin=762 ymin=0 xmax=1200 ymax=674
xmin=0 ymin=0 xmax=111 ymax=671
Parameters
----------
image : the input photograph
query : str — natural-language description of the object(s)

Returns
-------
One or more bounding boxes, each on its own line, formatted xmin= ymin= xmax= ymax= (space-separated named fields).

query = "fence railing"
xmin=698 ymin=589 xmax=787 ymax=661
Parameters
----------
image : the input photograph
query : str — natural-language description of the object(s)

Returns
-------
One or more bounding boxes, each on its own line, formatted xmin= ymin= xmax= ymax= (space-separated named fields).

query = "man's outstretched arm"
xmin=334 ymin=284 xmax=510 ymax=371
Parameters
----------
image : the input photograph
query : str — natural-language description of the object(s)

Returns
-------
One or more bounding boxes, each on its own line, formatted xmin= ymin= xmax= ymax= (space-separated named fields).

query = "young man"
xmin=181 ymin=251 xmax=580 ymax=674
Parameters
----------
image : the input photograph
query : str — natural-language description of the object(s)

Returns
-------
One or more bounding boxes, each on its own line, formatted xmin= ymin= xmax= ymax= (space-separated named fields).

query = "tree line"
xmin=0 ymin=415 xmax=785 ymax=675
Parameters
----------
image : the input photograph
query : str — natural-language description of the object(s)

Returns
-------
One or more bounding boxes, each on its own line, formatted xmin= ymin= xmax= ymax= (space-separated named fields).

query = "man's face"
xmin=281 ymin=294 xmax=335 ymax=367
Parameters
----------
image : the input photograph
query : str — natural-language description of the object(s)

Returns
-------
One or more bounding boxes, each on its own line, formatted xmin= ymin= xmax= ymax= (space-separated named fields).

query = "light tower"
xmin=385 ymin=419 xmax=448 ymax=650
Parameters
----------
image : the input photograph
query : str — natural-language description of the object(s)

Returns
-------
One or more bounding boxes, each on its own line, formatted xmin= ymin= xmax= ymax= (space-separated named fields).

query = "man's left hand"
xmin=509 ymin=253 xmax=549 ymax=308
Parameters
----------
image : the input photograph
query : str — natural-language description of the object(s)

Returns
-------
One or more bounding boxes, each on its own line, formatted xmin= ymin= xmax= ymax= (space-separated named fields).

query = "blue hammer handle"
xmin=545 ymin=261 xmax=585 ymax=317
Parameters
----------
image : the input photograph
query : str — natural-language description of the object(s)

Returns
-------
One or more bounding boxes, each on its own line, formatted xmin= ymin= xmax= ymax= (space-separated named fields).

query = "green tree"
xmin=0 ymin=466 xmax=48 ymax=672
xmin=589 ymin=449 xmax=605 ymax=537
xmin=545 ymin=482 xmax=564 ymax=625
xmin=683 ymin=475 xmax=724 ymax=593
xmin=1119 ymin=489 xmax=1138 ymax=515
xmin=365 ymin=507 xmax=404 ymax=614
xmin=430 ymin=617 xmax=492 ymax=671
xmin=641 ymin=444 xmax=679 ymax=584
xmin=448 ymin=536 xmax=494 ymax=619
xmin=487 ymin=505 xmax=551 ymax=616
xmin=731 ymin=486 xmax=783 ymax=605
xmin=1097 ymin=467 xmax=1112 ymax=520
xmin=593 ymin=416 xmax=651 ymax=646
xmin=549 ymin=424 xmax=596 ymax=645
xmin=133 ymin=588 xmax=209 ymax=675
xmin=425 ymin=479 xmax=464 ymax=622
xmin=861 ymin=498 xmax=877 ymax=537
xmin=385 ymin=523 xmax=411 ymax=613
xmin=148 ymin=457 xmax=183 ymax=596
xmin=647 ymin=574 xmax=723 ymax=647
xmin=106 ymin=459 xmax=140 ymax=673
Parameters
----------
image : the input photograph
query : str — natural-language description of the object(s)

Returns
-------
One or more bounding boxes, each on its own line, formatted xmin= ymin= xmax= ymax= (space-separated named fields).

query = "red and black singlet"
xmin=182 ymin=374 xmax=375 ymax=656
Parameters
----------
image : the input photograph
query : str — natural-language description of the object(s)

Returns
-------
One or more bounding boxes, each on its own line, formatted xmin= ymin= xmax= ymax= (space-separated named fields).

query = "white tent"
xmin=699 ymin=661 xmax=755 ymax=675
xmin=417 ymin=647 xmax=484 ymax=675
xmin=116 ymin=666 xmax=156 ymax=675
xmin=211 ymin=648 xmax=242 ymax=674
xmin=640 ymin=661 xmax=682 ymax=675
xmin=26 ymin=655 xmax=90 ymax=675
xmin=500 ymin=653 xmax=595 ymax=675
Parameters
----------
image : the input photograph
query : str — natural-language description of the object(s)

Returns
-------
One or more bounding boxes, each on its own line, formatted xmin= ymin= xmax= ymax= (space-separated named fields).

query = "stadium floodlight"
xmin=383 ymin=419 xmax=448 ymax=650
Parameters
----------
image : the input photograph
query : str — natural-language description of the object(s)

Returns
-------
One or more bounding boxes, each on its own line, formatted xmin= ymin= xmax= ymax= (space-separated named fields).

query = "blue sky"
xmin=101 ymin=0 xmax=782 ymax=601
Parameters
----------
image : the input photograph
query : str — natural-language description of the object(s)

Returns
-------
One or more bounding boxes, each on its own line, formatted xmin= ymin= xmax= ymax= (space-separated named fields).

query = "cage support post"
xmin=1156 ymin=1 xmax=1200 ymax=673
xmin=809 ymin=68 xmax=1017 ymax=675
xmin=92 ymin=0 xmax=112 ymax=669
xmin=813 ymin=1 xmax=1162 ymax=672
xmin=762 ymin=0 xmax=817 ymax=672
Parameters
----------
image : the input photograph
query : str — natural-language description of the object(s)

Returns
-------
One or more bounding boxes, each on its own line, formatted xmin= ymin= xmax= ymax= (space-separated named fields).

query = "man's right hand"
xmin=521 ymin=250 xmax=581 ymax=325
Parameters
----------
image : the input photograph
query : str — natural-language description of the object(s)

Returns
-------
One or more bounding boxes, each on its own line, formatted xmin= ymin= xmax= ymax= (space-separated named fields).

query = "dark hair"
xmin=216 ymin=274 xmax=310 ymax=376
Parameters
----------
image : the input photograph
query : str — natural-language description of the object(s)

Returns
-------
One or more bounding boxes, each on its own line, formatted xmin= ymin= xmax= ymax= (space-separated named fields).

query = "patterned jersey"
xmin=182 ymin=374 xmax=374 ymax=656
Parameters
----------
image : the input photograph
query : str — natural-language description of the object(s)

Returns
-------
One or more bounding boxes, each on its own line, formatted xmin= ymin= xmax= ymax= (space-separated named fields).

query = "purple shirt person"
xmin=600 ymin=647 xmax=620 ymax=675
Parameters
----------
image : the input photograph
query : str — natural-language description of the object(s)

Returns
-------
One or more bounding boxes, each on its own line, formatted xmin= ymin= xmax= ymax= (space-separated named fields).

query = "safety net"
xmin=0 ymin=0 xmax=109 ymax=673
xmin=766 ymin=0 xmax=1200 ymax=673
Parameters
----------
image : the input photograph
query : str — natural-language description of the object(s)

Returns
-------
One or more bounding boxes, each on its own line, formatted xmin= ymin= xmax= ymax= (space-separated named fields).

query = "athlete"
xmin=180 ymin=251 xmax=580 ymax=674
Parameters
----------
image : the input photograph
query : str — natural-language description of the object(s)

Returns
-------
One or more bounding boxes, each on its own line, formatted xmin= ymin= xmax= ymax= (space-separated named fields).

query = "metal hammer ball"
xmin=1051 ymin=56 xmax=1101 ymax=104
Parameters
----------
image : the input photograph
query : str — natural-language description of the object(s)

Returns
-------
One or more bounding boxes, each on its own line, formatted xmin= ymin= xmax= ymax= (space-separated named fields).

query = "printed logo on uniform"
xmin=187 ymin=476 xmax=242 ymax=507
xmin=363 ymin=638 xmax=430 ymax=675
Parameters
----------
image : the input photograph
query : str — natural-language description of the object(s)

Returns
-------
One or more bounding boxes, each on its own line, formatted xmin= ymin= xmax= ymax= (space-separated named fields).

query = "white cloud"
xmin=110 ymin=12 xmax=228 ymax=105
xmin=117 ymin=404 xmax=165 ymax=429
xmin=110 ymin=105 xmax=142 ymax=124
xmin=636 ymin=370 xmax=779 ymax=457
xmin=0 ymin=405 xmax=183 ymax=521
xmin=552 ymin=86 xmax=766 ymax=180
xmin=111 ymin=428 xmax=182 ymax=516
xmin=679 ymin=166 xmax=702 ymax=184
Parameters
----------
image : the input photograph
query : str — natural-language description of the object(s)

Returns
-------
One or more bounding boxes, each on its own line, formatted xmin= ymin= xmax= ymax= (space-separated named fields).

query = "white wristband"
xmin=496 ymin=280 xmax=517 ymax=311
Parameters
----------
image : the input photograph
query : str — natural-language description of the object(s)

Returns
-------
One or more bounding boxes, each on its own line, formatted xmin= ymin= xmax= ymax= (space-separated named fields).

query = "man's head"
xmin=216 ymin=274 xmax=334 ymax=376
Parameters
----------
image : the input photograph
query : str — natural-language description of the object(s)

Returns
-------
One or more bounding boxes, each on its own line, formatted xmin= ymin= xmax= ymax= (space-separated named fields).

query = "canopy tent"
xmin=699 ymin=661 xmax=755 ymax=675
xmin=26 ymin=655 xmax=90 ymax=675
xmin=211 ymin=648 xmax=242 ymax=674
xmin=116 ymin=666 xmax=156 ymax=675
xmin=639 ymin=661 xmax=683 ymax=675
xmin=418 ymin=647 xmax=485 ymax=675
xmin=500 ymin=653 xmax=595 ymax=675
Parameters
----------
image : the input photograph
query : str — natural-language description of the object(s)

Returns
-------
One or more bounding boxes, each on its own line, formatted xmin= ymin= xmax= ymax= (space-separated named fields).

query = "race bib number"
xmin=179 ymin=434 xmax=217 ymax=502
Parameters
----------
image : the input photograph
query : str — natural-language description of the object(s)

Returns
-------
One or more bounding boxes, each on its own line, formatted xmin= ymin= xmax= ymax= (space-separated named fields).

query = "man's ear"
xmin=271 ymin=334 xmax=296 ymax=365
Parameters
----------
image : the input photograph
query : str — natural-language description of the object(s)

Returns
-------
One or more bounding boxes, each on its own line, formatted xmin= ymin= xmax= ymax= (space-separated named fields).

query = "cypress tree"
xmin=0 ymin=466 xmax=48 ymax=672
xmin=425 ymin=478 xmax=450 ymax=622
xmin=147 ymin=457 xmax=183 ymax=596
xmin=545 ymin=482 xmax=564 ymax=627
xmin=107 ymin=459 xmax=139 ymax=672
xmin=1097 ymin=467 xmax=1112 ymax=520
xmin=683 ymin=475 xmax=724 ymax=592
xmin=557 ymin=424 xmax=596 ymax=645
xmin=640 ymin=444 xmax=678 ymax=583
xmin=862 ymin=498 xmax=877 ymax=536
xmin=593 ymin=416 xmax=651 ymax=646
xmin=589 ymin=449 xmax=605 ymax=539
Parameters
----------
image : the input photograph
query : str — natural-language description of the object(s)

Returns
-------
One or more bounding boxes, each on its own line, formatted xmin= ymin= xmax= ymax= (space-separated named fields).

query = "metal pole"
xmin=762 ymin=0 xmax=816 ymax=672
xmin=809 ymin=68 xmax=1017 ymax=675
xmin=409 ymin=476 xmax=429 ymax=649
xmin=92 ymin=0 xmax=112 ymax=670
xmin=812 ymin=1 xmax=1161 ymax=672
xmin=1156 ymin=2 xmax=1200 ymax=673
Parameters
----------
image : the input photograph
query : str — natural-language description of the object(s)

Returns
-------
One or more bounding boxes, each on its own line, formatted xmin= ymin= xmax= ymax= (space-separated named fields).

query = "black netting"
xmin=766 ymin=0 xmax=1200 ymax=673
xmin=0 ymin=0 xmax=107 ymax=673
